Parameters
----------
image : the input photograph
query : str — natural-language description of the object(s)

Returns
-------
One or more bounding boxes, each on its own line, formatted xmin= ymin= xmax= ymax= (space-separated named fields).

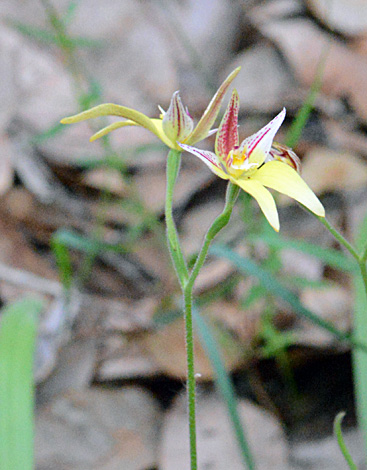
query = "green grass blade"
xmin=352 ymin=214 xmax=367 ymax=458
xmin=333 ymin=412 xmax=358 ymax=470
xmin=50 ymin=233 xmax=74 ymax=290
xmin=8 ymin=20 xmax=102 ymax=48
xmin=0 ymin=298 xmax=43 ymax=470
xmin=210 ymin=244 xmax=367 ymax=352
xmin=247 ymin=232 xmax=356 ymax=273
xmin=193 ymin=306 xmax=255 ymax=470
xmin=285 ymin=44 xmax=329 ymax=149
xmin=53 ymin=228 xmax=128 ymax=256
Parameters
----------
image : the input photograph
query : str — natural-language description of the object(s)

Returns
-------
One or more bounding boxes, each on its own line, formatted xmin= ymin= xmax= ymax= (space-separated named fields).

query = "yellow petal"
xmin=188 ymin=67 xmax=241 ymax=145
xmin=150 ymin=119 xmax=177 ymax=148
xmin=252 ymin=161 xmax=325 ymax=217
xmin=89 ymin=120 xmax=138 ymax=142
xmin=235 ymin=178 xmax=280 ymax=231
xmin=61 ymin=103 xmax=169 ymax=145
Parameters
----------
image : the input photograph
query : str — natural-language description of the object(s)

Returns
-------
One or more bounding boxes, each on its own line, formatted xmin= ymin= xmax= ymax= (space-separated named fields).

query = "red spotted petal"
xmin=215 ymin=90 xmax=240 ymax=161
xmin=178 ymin=143 xmax=229 ymax=180
xmin=241 ymin=108 xmax=286 ymax=161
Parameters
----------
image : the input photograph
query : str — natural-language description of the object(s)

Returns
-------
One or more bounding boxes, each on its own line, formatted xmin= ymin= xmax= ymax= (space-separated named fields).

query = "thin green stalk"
xmin=185 ymin=183 xmax=240 ymax=293
xmin=183 ymin=288 xmax=198 ymax=470
xmin=165 ymin=149 xmax=189 ymax=287
xmin=181 ymin=182 xmax=239 ymax=470
xmin=315 ymin=211 xmax=367 ymax=461
xmin=164 ymin=149 xmax=195 ymax=470
xmin=352 ymin=215 xmax=367 ymax=461
xmin=334 ymin=412 xmax=358 ymax=470
xmin=317 ymin=216 xmax=360 ymax=262
xmin=165 ymin=178 xmax=240 ymax=470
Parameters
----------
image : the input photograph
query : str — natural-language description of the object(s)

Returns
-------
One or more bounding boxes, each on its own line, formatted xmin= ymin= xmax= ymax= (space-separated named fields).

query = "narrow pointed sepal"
xmin=61 ymin=103 xmax=163 ymax=142
xmin=178 ymin=143 xmax=229 ymax=180
xmin=188 ymin=67 xmax=241 ymax=145
xmin=162 ymin=91 xmax=194 ymax=144
xmin=240 ymin=108 xmax=286 ymax=166
xmin=215 ymin=89 xmax=240 ymax=161
xmin=89 ymin=120 xmax=138 ymax=142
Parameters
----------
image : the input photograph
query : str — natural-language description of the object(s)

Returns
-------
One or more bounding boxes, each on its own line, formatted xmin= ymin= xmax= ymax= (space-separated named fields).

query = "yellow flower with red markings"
xmin=61 ymin=68 xmax=241 ymax=150
xmin=179 ymin=90 xmax=325 ymax=231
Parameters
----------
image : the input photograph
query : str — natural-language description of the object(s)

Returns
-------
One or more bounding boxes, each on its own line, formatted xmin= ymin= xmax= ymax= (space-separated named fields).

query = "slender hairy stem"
xmin=186 ymin=183 xmax=240 ymax=292
xmin=165 ymin=177 xmax=239 ymax=470
xmin=165 ymin=149 xmax=189 ymax=287
xmin=183 ymin=287 xmax=198 ymax=470
xmin=361 ymin=243 xmax=367 ymax=265
xmin=180 ymin=182 xmax=239 ymax=470
xmin=318 ymin=216 xmax=360 ymax=262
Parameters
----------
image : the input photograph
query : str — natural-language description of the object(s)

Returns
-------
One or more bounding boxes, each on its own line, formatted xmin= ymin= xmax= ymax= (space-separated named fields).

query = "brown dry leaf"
xmin=102 ymin=297 xmax=158 ymax=333
xmin=135 ymin=158 xmax=215 ymax=213
xmin=281 ymin=249 xmax=324 ymax=281
xmin=67 ymin=0 xmax=178 ymax=106
xmin=35 ymin=387 xmax=161 ymax=470
xmin=160 ymin=391 xmax=289 ymax=470
xmin=0 ymin=135 xmax=14 ymax=195
xmin=203 ymin=299 xmax=263 ymax=346
xmin=193 ymin=258 xmax=237 ymax=295
xmin=96 ymin=336 xmax=159 ymax=381
xmin=224 ymin=44 xmax=297 ymax=113
xmin=132 ymin=234 xmax=173 ymax=287
xmin=325 ymin=119 xmax=367 ymax=157
xmin=0 ymin=205 xmax=57 ymax=280
xmin=142 ymin=316 xmax=245 ymax=380
xmin=307 ymin=0 xmax=367 ymax=35
xmin=0 ymin=25 xmax=75 ymax=132
xmin=301 ymin=146 xmax=367 ymax=194
xmin=83 ymin=168 xmax=128 ymax=196
xmin=248 ymin=0 xmax=304 ymax=25
xmin=37 ymin=337 xmax=97 ymax=404
xmin=259 ymin=19 xmax=367 ymax=122
xmin=296 ymin=284 xmax=352 ymax=347
xmin=146 ymin=0 xmax=242 ymax=113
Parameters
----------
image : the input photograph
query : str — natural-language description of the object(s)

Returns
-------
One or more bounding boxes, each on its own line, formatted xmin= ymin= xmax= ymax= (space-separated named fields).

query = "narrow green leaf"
xmin=210 ymin=244 xmax=367 ymax=352
xmin=285 ymin=44 xmax=329 ymax=149
xmin=8 ymin=20 xmax=102 ymax=48
xmin=50 ymin=234 xmax=74 ymax=289
xmin=53 ymin=229 xmax=127 ymax=256
xmin=352 ymin=214 xmax=367 ymax=457
xmin=193 ymin=306 xmax=255 ymax=470
xmin=0 ymin=298 xmax=42 ymax=470
xmin=247 ymin=232 xmax=356 ymax=273
xmin=333 ymin=412 xmax=358 ymax=470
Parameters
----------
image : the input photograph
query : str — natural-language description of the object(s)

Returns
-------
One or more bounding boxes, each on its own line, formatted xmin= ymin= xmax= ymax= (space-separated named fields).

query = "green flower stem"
xmin=316 ymin=213 xmax=367 ymax=459
xmin=165 ymin=149 xmax=189 ymax=287
xmin=183 ymin=182 xmax=239 ymax=470
xmin=317 ymin=216 xmax=360 ymax=262
xmin=186 ymin=182 xmax=240 ymax=293
xmin=165 ymin=173 xmax=239 ymax=470
xmin=360 ymin=243 xmax=367 ymax=265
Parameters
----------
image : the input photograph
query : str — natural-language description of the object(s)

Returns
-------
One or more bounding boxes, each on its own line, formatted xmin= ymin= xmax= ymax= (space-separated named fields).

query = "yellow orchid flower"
xmin=179 ymin=90 xmax=325 ymax=232
xmin=60 ymin=68 xmax=241 ymax=150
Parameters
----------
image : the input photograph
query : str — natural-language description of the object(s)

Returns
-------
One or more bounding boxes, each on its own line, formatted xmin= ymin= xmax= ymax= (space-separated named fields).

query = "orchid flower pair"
xmin=61 ymin=68 xmax=324 ymax=231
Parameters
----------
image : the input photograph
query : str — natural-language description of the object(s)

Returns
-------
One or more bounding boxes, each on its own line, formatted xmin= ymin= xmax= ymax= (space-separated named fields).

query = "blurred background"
xmin=1 ymin=0 xmax=367 ymax=469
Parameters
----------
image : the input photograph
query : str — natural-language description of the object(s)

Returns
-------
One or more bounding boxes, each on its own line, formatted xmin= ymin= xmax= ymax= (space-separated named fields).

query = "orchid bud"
xmin=268 ymin=142 xmax=301 ymax=173
xmin=162 ymin=91 xmax=194 ymax=143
